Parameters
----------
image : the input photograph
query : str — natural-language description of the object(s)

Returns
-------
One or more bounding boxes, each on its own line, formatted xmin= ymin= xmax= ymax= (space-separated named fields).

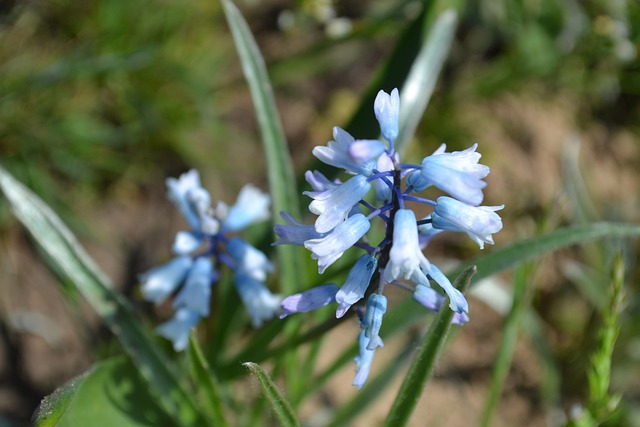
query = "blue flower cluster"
xmin=139 ymin=170 xmax=280 ymax=351
xmin=277 ymin=89 xmax=503 ymax=389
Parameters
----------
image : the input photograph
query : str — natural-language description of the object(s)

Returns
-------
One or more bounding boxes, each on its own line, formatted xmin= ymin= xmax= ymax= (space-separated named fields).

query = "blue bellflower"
xmin=275 ymin=88 xmax=503 ymax=388
xmin=139 ymin=170 xmax=279 ymax=350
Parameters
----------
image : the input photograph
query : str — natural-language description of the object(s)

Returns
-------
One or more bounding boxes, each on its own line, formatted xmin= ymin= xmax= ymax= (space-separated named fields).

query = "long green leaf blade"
xmin=220 ymin=0 xmax=302 ymax=295
xmin=384 ymin=265 xmax=477 ymax=427
xmin=0 ymin=166 xmax=204 ymax=426
xmin=395 ymin=9 xmax=458 ymax=155
xmin=243 ymin=362 xmax=301 ymax=427
xmin=187 ymin=335 xmax=228 ymax=427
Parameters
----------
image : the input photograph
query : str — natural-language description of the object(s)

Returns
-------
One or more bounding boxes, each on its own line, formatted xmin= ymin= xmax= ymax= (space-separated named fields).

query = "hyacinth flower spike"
xmin=275 ymin=88 xmax=503 ymax=388
xmin=139 ymin=170 xmax=280 ymax=350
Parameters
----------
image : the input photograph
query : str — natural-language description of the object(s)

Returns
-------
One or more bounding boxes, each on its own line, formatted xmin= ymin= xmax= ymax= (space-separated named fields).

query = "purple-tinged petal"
xmin=312 ymin=127 xmax=377 ymax=175
xmin=280 ymin=283 xmax=339 ymax=318
xmin=348 ymin=139 xmax=386 ymax=164
xmin=426 ymin=263 xmax=468 ymax=314
xmin=273 ymin=211 xmax=326 ymax=246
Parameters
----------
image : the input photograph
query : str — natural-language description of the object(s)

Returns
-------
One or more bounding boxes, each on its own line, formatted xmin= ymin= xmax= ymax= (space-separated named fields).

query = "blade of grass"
xmin=243 ymin=362 xmax=301 ymax=427
xmin=394 ymin=9 xmax=458 ymax=155
xmin=0 ymin=166 xmax=205 ymax=426
xmin=220 ymin=0 xmax=301 ymax=293
xmin=187 ymin=335 xmax=228 ymax=427
xmin=481 ymin=261 xmax=537 ymax=427
xmin=384 ymin=265 xmax=477 ymax=427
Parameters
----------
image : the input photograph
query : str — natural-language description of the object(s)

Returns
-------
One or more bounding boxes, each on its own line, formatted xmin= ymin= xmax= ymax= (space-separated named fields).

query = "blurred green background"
xmin=1 ymin=0 xmax=639 ymax=425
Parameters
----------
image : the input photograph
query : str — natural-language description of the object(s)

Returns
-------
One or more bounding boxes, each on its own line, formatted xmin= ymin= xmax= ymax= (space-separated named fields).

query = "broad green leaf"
xmin=243 ymin=362 xmax=301 ymax=427
xmin=384 ymin=266 xmax=476 ymax=427
xmin=0 ymin=166 xmax=204 ymax=426
xmin=34 ymin=357 xmax=167 ymax=427
xmin=394 ymin=9 xmax=458 ymax=155
xmin=220 ymin=0 xmax=302 ymax=295
xmin=187 ymin=335 xmax=228 ymax=427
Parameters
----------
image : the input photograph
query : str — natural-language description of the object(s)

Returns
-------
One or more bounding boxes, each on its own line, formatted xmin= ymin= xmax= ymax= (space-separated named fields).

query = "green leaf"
xmin=384 ymin=265 xmax=476 ymax=427
xmin=453 ymin=222 xmax=640 ymax=283
xmin=394 ymin=9 xmax=458 ymax=155
xmin=220 ymin=0 xmax=302 ymax=295
xmin=0 ymin=166 xmax=204 ymax=426
xmin=187 ymin=335 xmax=228 ymax=427
xmin=243 ymin=362 xmax=301 ymax=427
xmin=33 ymin=357 xmax=168 ymax=427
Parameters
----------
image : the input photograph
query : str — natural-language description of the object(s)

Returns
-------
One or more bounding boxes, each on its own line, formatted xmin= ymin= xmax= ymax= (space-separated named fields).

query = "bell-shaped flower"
xmin=348 ymin=139 xmax=386 ymax=164
xmin=172 ymin=231 xmax=203 ymax=255
xmin=382 ymin=209 xmax=430 ymax=284
xmin=223 ymin=184 xmax=270 ymax=231
xmin=140 ymin=256 xmax=193 ymax=305
xmin=166 ymin=169 xmax=207 ymax=230
xmin=173 ymin=257 xmax=213 ymax=316
xmin=408 ymin=144 xmax=490 ymax=206
xmin=273 ymin=211 xmax=326 ymax=246
xmin=413 ymin=284 xmax=469 ymax=325
xmin=423 ymin=263 xmax=468 ymax=314
xmin=374 ymin=88 xmax=400 ymax=143
xmin=280 ymin=283 xmax=339 ymax=318
xmin=335 ymin=255 xmax=377 ymax=318
xmin=432 ymin=196 xmax=504 ymax=249
xmin=227 ymin=237 xmax=273 ymax=282
xmin=307 ymin=174 xmax=371 ymax=233
xmin=353 ymin=330 xmax=377 ymax=390
xmin=373 ymin=153 xmax=395 ymax=204
xmin=155 ymin=308 xmax=201 ymax=352
xmin=304 ymin=213 xmax=370 ymax=274
xmin=362 ymin=293 xmax=387 ymax=350
xmin=234 ymin=272 xmax=281 ymax=327
xmin=312 ymin=127 xmax=377 ymax=176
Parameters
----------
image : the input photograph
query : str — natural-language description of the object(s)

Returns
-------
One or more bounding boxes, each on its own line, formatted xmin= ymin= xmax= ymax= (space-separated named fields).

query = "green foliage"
xmin=2 ymin=0 xmax=640 ymax=425
xmin=33 ymin=357 xmax=168 ymax=427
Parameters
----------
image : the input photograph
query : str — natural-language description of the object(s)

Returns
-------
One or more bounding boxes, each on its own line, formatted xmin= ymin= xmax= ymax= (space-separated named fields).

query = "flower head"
xmin=275 ymin=87 xmax=502 ymax=388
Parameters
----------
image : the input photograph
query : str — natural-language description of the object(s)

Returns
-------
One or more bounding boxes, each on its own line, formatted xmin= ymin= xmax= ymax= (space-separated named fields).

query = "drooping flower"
xmin=234 ymin=272 xmax=282 ymax=327
xmin=223 ymin=184 xmax=271 ymax=231
xmin=155 ymin=308 xmax=201 ymax=352
xmin=353 ymin=330 xmax=377 ymax=390
xmin=280 ymin=283 xmax=339 ymax=318
xmin=306 ymin=174 xmax=371 ymax=233
xmin=374 ymin=88 xmax=400 ymax=144
xmin=141 ymin=170 xmax=278 ymax=351
xmin=432 ymin=196 xmax=504 ymax=249
xmin=304 ymin=214 xmax=371 ymax=274
xmin=335 ymin=255 xmax=378 ymax=318
xmin=407 ymin=144 xmax=490 ymax=206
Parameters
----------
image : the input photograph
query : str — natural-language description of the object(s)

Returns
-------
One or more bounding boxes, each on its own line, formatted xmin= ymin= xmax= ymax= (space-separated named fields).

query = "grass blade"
xmin=220 ymin=0 xmax=302 ymax=296
xmin=384 ymin=265 xmax=477 ymax=427
xmin=187 ymin=335 xmax=228 ymax=427
xmin=395 ymin=9 xmax=458 ymax=155
xmin=0 ymin=166 xmax=204 ymax=426
xmin=243 ymin=362 xmax=301 ymax=427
